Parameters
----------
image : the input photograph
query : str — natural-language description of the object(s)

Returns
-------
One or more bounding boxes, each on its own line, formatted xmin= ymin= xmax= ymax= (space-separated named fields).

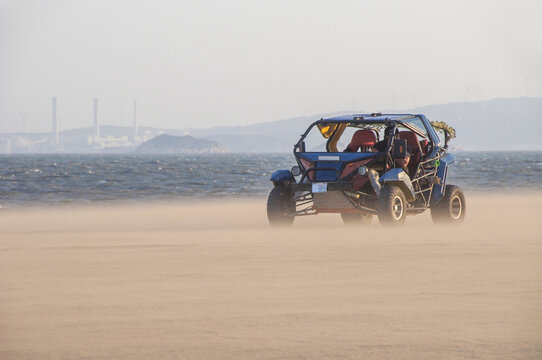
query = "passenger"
xmin=374 ymin=126 xmax=411 ymax=172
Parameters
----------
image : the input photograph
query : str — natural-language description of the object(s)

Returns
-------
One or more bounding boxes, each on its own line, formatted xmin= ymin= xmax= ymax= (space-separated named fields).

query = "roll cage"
xmin=294 ymin=114 xmax=442 ymax=157
xmin=290 ymin=114 xmax=449 ymax=215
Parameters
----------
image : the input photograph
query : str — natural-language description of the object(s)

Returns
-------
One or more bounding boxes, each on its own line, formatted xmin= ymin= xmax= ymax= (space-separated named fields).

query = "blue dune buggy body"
xmin=267 ymin=113 xmax=465 ymax=226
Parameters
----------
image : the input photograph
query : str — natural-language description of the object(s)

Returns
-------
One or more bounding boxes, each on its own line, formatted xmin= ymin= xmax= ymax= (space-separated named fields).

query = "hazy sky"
xmin=1 ymin=0 xmax=541 ymax=133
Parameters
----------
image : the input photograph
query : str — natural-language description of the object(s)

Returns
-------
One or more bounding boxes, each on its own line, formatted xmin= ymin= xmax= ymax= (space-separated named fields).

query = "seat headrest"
xmin=398 ymin=131 xmax=422 ymax=154
xmin=349 ymin=130 xmax=377 ymax=152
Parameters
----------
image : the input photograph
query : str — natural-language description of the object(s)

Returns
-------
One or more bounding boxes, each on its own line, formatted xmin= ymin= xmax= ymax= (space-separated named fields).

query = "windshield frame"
xmin=295 ymin=115 xmax=435 ymax=154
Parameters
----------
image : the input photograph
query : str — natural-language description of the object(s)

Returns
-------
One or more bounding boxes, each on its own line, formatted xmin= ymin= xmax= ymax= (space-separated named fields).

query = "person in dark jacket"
xmin=374 ymin=125 xmax=411 ymax=172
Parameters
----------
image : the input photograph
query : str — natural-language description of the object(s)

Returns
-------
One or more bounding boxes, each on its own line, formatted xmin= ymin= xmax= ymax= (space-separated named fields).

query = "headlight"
xmin=357 ymin=166 xmax=368 ymax=176
xmin=291 ymin=166 xmax=302 ymax=176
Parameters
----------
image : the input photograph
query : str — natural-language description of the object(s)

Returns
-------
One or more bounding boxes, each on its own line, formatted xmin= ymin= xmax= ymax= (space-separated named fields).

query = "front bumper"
xmin=291 ymin=181 xmax=353 ymax=192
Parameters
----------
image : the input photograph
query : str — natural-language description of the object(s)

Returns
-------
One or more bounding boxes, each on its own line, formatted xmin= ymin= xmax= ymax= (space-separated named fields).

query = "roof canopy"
xmin=322 ymin=114 xmax=416 ymax=122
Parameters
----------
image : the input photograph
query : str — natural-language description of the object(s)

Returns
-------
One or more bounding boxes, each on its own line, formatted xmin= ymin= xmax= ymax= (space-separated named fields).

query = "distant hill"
xmin=203 ymin=134 xmax=293 ymax=153
xmin=183 ymin=111 xmax=350 ymax=152
xmin=182 ymin=97 xmax=542 ymax=151
xmin=403 ymin=97 xmax=542 ymax=150
xmin=1 ymin=97 xmax=540 ymax=153
xmin=135 ymin=134 xmax=227 ymax=154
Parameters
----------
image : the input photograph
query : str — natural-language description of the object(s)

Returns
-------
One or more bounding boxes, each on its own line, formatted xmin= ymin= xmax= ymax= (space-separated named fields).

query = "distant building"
xmin=0 ymin=138 xmax=12 ymax=154
xmin=93 ymin=98 xmax=100 ymax=140
xmin=52 ymin=96 xmax=59 ymax=147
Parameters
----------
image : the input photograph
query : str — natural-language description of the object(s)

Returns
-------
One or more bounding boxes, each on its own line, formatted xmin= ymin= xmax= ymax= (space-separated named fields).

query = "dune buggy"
xmin=267 ymin=113 xmax=465 ymax=226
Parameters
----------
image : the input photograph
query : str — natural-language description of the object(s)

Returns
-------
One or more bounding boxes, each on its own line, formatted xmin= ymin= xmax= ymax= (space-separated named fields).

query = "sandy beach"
xmin=1 ymin=193 xmax=541 ymax=359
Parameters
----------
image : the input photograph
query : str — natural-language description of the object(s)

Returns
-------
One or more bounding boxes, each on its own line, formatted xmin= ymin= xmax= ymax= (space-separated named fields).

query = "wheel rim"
xmin=451 ymin=195 xmax=462 ymax=219
xmin=392 ymin=196 xmax=403 ymax=220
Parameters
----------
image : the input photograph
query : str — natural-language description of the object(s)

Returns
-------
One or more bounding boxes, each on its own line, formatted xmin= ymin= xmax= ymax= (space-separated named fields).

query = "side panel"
xmin=378 ymin=168 xmax=416 ymax=201
xmin=431 ymin=154 xmax=455 ymax=203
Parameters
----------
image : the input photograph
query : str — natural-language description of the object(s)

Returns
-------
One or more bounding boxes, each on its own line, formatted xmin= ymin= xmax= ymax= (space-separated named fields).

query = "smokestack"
xmin=133 ymin=98 xmax=138 ymax=141
xmin=21 ymin=113 xmax=27 ymax=133
xmin=52 ymin=97 xmax=59 ymax=147
xmin=93 ymin=97 xmax=100 ymax=139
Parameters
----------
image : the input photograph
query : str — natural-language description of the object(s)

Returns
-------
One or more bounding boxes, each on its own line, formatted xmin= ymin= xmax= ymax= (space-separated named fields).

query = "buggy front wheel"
xmin=267 ymin=186 xmax=295 ymax=227
xmin=377 ymin=185 xmax=407 ymax=226
xmin=431 ymin=185 xmax=466 ymax=224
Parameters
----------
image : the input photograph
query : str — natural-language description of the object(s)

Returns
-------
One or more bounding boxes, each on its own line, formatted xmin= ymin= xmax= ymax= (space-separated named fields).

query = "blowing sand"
xmin=1 ymin=193 xmax=541 ymax=359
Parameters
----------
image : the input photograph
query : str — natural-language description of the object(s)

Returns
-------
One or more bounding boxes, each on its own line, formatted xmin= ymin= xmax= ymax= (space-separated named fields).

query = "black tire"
xmin=377 ymin=185 xmax=407 ymax=226
xmin=267 ymin=186 xmax=295 ymax=227
xmin=431 ymin=185 xmax=466 ymax=224
xmin=340 ymin=213 xmax=373 ymax=226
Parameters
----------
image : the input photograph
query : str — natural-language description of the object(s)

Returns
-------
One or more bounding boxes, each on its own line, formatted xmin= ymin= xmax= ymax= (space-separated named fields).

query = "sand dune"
xmin=1 ymin=193 xmax=541 ymax=359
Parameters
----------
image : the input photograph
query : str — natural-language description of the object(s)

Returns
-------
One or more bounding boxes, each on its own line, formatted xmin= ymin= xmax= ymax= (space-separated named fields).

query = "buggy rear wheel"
xmin=267 ymin=186 xmax=295 ymax=227
xmin=431 ymin=185 xmax=466 ymax=224
xmin=340 ymin=213 xmax=373 ymax=225
xmin=377 ymin=185 xmax=407 ymax=226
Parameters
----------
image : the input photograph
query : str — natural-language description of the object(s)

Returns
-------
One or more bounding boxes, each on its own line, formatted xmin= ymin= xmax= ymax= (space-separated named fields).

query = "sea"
xmin=0 ymin=151 xmax=541 ymax=207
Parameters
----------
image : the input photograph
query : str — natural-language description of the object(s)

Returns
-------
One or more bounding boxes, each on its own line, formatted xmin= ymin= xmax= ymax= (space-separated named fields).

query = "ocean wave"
xmin=0 ymin=152 xmax=540 ymax=207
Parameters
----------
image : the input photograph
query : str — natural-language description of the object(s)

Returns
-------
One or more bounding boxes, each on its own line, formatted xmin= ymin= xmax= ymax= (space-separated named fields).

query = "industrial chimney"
xmin=52 ymin=96 xmax=59 ymax=147
xmin=93 ymin=98 xmax=100 ymax=139
xmin=133 ymin=99 xmax=138 ymax=142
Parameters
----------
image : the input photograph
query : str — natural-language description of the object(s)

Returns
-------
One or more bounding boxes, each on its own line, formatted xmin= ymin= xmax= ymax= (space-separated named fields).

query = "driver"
xmin=374 ymin=125 xmax=411 ymax=172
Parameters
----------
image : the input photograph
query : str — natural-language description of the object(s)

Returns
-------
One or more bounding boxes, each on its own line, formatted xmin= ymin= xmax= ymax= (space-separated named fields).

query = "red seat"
xmin=348 ymin=130 xmax=377 ymax=152
xmin=398 ymin=131 xmax=422 ymax=177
